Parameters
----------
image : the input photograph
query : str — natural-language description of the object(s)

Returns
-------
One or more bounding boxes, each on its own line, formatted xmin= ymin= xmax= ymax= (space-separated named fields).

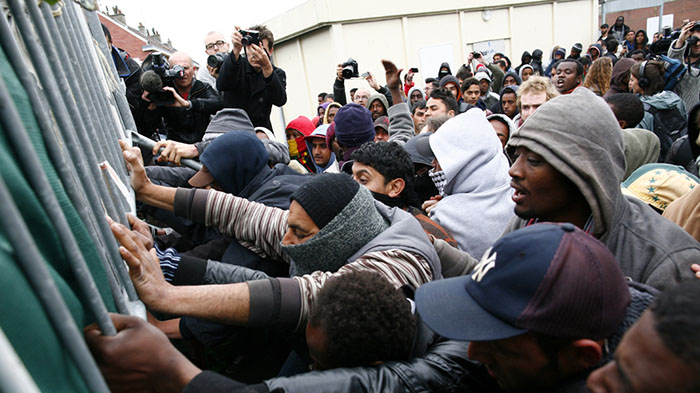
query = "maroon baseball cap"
xmin=416 ymin=223 xmax=630 ymax=341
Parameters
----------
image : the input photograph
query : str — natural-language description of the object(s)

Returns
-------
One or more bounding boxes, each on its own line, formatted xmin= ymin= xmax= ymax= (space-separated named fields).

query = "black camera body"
xmin=207 ymin=52 xmax=228 ymax=72
xmin=140 ymin=52 xmax=185 ymax=106
xmin=240 ymin=29 xmax=260 ymax=46
xmin=341 ymin=58 xmax=359 ymax=79
xmin=688 ymin=35 xmax=700 ymax=47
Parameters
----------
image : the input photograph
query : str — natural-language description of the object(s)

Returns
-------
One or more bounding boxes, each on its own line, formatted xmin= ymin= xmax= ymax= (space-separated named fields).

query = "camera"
xmin=473 ymin=51 xmax=482 ymax=58
xmin=689 ymin=35 xmax=700 ymax=47
xmin=239 ymin=29 xmax=260 ymax=46
xmin=207 ymin=52 xmax=228 ymax=72
xmin=140 ymin=52 xmax=185 ymax=106
xmin=341 ymin=58 xmax=359 ymax=79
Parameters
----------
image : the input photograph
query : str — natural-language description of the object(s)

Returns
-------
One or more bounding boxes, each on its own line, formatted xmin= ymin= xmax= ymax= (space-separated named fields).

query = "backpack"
xmin=643 ymin=102 xmax=687 ymax=161
xmin=657 ymin=54 xmax=686 ymax=91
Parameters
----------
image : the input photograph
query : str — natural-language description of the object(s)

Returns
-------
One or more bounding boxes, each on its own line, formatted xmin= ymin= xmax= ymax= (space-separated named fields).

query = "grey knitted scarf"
xmin=282 ymin=187 xmax=389 ymax=276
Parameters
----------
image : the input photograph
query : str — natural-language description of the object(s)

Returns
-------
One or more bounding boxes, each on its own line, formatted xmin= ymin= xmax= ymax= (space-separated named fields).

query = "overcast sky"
xmin=105 ymin=0 xmax=307 ymax=65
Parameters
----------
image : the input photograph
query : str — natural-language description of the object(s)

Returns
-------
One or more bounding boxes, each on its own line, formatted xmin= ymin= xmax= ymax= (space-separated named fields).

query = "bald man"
xmin=197 ymin=31 xmax=230 ymax=94
xmin=139 ymin=51 xmax=223 ymax=144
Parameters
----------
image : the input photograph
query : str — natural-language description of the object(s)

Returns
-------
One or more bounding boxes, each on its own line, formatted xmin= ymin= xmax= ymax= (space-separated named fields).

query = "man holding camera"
xmin=197 ymin=31 xmax=230 ymax=95
xmin=216 ymin=25 xmax=287 ymax=131
xmin=140 ymin=52 xmax=223 ymax=145
xmin=669 ymin=20 xmax=700 ymax=111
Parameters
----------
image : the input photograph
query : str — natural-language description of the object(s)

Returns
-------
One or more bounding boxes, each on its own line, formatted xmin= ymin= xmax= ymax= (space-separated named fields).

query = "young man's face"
xmin=369 ymin=100 xmax=386 ymax=121
xmin=521 ymin=68 xmax=534 ymax=81
xmin=412 ymin=106 xmax=428 ymax=131
xmin=504 ymin=75 xmax=518 ymax=87
xmin=464 ymin=84 xmax=481 ymax=105
xmin=468 ymin=332 xmax=565 ymax=391
xmin=479 ymin=80 xmax=490 ymax=95
xmin=509 ymin=146 xmax=583 ymax=223
xmin=310 ymin=137 xmax=331 ymax=167
xmin=489 ymin=119 xmax=509 ymax=148
xmin=425 ymin=97 xmax=454 ymax=118
xmin=326 ymin=106 xmax=339 ymax=124
xmin=600 ymin=25 xmax=608 ymax=35
xmin=374 ymin=127 xmax=389 ymax=142
xmin=519 ymin=91 xmax=547 ymax=122
xmin=625 ymin=30 xmax=635 ymax=42
xmin=351 ymin=162 xmax=401 ymax=197
xmin=501 ymin=92 xmax=517 ymax=119
xmin=410 ymin=90 xmax=423 ymax=106
xmin=586 ymin=311 xmax=698 ymax=393
xmin=554 ymin=62 xmax=581 ymax=93
xmin=445 ymin=83 xmax=459 ymax=100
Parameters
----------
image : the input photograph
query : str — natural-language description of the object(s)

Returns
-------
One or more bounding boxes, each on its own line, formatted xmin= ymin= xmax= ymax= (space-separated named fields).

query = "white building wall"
xmin=267 ymin=0 xmax=598 ymax=135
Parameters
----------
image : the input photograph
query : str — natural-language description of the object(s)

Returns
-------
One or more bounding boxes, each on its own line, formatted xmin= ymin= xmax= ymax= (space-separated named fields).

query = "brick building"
xmin=601 ymin=0 xmax=700 ymax=35
xmin=97 ymin=6 xmax=176 ymax=63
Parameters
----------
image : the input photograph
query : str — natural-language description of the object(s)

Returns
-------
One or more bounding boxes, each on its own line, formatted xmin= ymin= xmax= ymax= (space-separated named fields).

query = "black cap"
xmin=290 ymin=173 xmax=360 ymax=229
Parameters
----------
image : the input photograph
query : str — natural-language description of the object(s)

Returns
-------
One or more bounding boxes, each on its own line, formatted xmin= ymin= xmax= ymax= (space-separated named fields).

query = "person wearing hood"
xmin=407 ymin=85 xmax=425 ymax=107
xmin=630 ymin=60 xmax=687 ymax=161
xmin=568 ymin=42 xmax=583 ymax=60
xmin=505 ymin=87 xmax=700 ymax=289
xmin=503 ymin=69 xmax=522 ymax=87
xmin=604 ymin=57 xmax=635 ymax=98
xmin=514 ymin=51 xmax=532 ymax=75
xmin=285 ymin=115 xmax=316 ymax=173
xmin=634 ymin=29 xmax=650 ymax=53
xmin=365 ymin=93 xmax=388 ymax=121
xmin=588 ymin=43 xmax=603 ymax=61
xmin=439 ymin=75 xmax=470 ymax=113
xmin=322 ymin=102 xmax=341 ymax=125
xmin=316 ymin=102 xmax=330 ymax=126
xmin=530 ymin=49 xmax=544 ymax=75
xmin=487 ymin=113 xmax=517 ymax=149
xmin=544 ymin=46 xmax=566 ymax=77
xmin=418 ymin=109 xmax=514 ymax=257
xmin=606 ymin=93 xmax=662 ymax=178
xmin=474 ymin=72 xmax=500 ymax=112
xmin=518 ymin=64 xmax=534 ymax=82
xmin=304 ymin=124 xmax=339 ymax=174
xmin=498 ymin=85 xmax=519 ymax=120
xmin=437 ymin=62 xmax=452 ymax=80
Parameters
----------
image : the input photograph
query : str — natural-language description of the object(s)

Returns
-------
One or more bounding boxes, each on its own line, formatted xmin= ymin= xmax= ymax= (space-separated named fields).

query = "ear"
xmin=448 ymin=110 xmax=456 ymax=117
xmin=618 ymin=120 xmax=628 ymax=129
xmin=559 ymin=339 xmax=603 ymax=375
xmin=386 ymin=178 xmax=406 ymax=198
xmin=576 ymin=75 xmax=583 ymax=85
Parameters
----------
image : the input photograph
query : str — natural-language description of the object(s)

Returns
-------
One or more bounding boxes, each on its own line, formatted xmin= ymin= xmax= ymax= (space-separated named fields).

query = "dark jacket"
xmin=140 ymin=79 xmax=223 ymax=143
xmin=333 ymin=78 xmax=393 ymax=107
xmin=181 ymin=284 xmax=655 ymax=393
xmin=217 ymin=53 xmax=287 ymax=130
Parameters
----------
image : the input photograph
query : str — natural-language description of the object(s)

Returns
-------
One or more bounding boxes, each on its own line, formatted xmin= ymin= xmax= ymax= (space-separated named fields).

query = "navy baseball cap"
xmin=415 ymin=223 xmax=630 ymax=342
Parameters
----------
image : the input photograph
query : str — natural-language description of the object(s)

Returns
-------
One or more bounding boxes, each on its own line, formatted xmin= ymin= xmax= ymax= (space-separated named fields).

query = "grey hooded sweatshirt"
xmin=505 ymin=87 xmax=700 ymax=290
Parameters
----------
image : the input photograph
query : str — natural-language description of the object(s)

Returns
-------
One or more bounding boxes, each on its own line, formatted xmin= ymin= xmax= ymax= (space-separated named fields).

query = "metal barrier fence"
xmin=0 ymin=0 xmax=146 ymax=390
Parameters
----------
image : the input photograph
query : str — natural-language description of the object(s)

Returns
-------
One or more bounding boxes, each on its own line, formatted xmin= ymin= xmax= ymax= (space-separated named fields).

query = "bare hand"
xmin=247 ymin=42 xmax=273 ymax=77
xmin=119 ymin=139 xmax=152 ymax=198
xmin=84 ymin=313 xmax=199 ymax=393
xmin=231 ymin=26 xmax=243 ymax=58
xmin=422 ymin=195 xmax=443 ymax=215
xmin=140 ymin=91 xmax=157 ymax=111
xmin=206 ymin=64 xmax=219 ymax=79
xmin=110 ymin=220 xmax=169 ymax=310
xmin=382 ymin=60 xmax=403 ymax=91
xmin=692 ymin=263 xmax=700 ymax=279
xmin=336 ymin=63 xmax=344 ymax=81
xmin=406 ymin=68 xmax=414 ymax=83
xmin=366 ymin=72 xmax=381 ymax=91
xmin=678 ymin=21 xmax=696 ymax=43
xmin=153 ymin=140 xmax=199 ymax=165
xmin=162 ymin=87 xmax=190 ymax=109
xmin=127 ymin=214 xmax=155 ymax=250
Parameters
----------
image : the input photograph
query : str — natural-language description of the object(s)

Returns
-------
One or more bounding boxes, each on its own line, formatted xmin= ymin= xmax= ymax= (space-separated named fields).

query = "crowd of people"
xmin=89 ymin=17 xmax=700 ymax=392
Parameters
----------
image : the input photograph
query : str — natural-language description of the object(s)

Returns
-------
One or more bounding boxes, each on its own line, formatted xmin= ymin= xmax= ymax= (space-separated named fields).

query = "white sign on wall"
xmin=472 ymin=39 xmax=508 ymax=64
xmin=646 ymin=14 xmax=674 ymax=35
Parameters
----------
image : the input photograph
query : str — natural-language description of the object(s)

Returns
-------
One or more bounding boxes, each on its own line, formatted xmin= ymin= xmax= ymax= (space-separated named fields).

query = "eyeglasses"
xmin=205 ymin=40 xmax=226 ymax=50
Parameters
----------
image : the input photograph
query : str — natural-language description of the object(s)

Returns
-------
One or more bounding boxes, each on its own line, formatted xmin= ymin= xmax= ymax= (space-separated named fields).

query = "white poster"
xmin=647 ymin=14 xmax=674 ymax=35
xmin=419 ymin=44 xmax=454 ymax=80
xmin=472 ymin=39 xmax=508 ymax=64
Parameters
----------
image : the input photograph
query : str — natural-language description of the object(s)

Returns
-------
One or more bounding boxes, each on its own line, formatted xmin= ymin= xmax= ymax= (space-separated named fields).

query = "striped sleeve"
xmin=292 ymin=249 xmax=433 ymax=330
xmin=203 ymin=189 xmax=290 ymax=262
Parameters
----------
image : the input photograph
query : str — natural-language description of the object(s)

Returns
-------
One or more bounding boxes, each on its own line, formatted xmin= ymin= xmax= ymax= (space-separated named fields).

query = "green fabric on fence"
xmin=0 ymin=222 xmax=90 ymax=393
xmin=0 ymin=47 xmax=116 ymax=316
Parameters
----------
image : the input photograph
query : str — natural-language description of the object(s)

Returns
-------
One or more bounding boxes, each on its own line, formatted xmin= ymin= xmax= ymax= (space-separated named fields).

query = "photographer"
xmin=197 ymin=31 xmax=230 ymax=95
xmin=332 ymin=60 xmax=393 ymax=107
xmin=668 ymin=20 xmax=700 ymax=111
xmin=217 ymin=25 xmax=287 ymax=131
xmin=140 ymin=52 xmax=223 ymax=145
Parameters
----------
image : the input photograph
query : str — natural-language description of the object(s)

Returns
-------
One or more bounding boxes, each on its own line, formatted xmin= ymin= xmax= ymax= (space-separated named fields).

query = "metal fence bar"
xmin=0 ymin=5 xmax=129 ymax=315
xmin=0 ymin=176 xmax=110 ymax=393
xmin=0 ymin=67 xmax=116 ymax=337
xmin=5 ymin=0 xmax=138 ymax=301
xmin=0 ymin=328 xmax=41 ymax=393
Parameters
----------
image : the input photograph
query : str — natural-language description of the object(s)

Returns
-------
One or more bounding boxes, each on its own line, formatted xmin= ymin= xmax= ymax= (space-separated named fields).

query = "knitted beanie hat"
xmin=291 ymin=173 xmax=360 ymax=229
xmin=333 ymin=103 xmax=375 ymax=147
